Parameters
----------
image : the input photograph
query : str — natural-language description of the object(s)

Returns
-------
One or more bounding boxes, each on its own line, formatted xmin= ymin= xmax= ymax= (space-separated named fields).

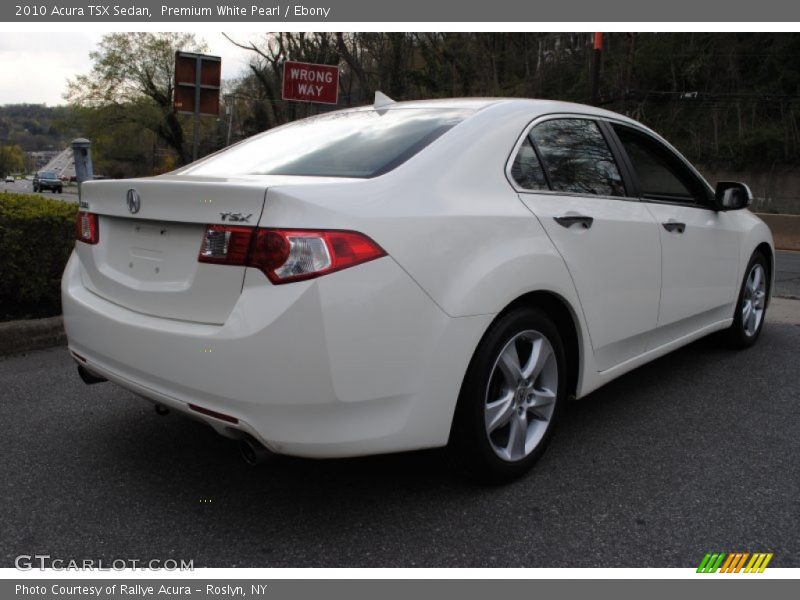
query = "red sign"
xmin=282 ymin=61 xmax=339 ymax=105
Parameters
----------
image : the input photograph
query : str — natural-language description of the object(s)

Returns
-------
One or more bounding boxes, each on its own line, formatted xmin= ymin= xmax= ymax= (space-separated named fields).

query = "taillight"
xmin=75 ymin=212 xmax=99 ymax=244
xmin=252 ymin=229 xmax=386 ymax=283
xmin=198 ymin=225 xmax=252 ymax=265
xmin=197 ymin=226 xmax=386 ymax=284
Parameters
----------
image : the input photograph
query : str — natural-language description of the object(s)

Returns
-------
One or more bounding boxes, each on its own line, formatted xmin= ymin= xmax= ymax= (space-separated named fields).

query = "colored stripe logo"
xmin=697 ymin=552 xmax=773 ymax=573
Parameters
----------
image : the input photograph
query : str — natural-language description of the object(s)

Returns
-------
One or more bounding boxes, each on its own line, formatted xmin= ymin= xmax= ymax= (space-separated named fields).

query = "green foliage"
xmin=0 ymin=193 xmax=77 ymax=320
xmin=0 ymin=104 xmax=80 ymax=152
xmin=230 ymin=32 xmax=800 ymax=169
xmin=0 ymin=144 xmax=25 ymax=176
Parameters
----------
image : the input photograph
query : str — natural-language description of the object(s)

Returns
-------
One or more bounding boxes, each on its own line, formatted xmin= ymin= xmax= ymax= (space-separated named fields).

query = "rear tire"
xmin=726 ymin=251 xmax=769 ymax=348
xmin=449 ymin=307 xmax=566 ymax=484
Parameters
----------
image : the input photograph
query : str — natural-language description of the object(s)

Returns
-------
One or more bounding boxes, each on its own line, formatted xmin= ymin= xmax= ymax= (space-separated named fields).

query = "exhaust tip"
xmin=77 ymin=365 xmax=107 ymax=385
xmin=239 ymin=437 xmax=274 ymax=466
xmin=154 ymin=404 xmax=170 ymax=416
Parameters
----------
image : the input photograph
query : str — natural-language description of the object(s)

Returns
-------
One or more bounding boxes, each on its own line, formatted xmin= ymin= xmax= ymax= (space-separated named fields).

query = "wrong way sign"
xmin=282 ymin=61 xmax=339 ymax=105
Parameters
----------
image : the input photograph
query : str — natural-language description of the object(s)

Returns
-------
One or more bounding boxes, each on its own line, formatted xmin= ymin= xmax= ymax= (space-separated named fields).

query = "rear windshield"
xmin=181 ymin=107 xmax=473 ymax=179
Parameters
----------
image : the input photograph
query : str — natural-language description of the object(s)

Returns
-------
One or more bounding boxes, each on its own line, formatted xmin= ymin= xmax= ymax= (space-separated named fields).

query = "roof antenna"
xmin=374 ymin=91 xmax=396 ymax=111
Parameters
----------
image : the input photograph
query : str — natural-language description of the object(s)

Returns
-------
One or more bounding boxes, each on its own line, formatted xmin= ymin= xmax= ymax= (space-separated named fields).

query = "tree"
xmin=65 ymin=32 xmax=207 ymax=165
xmin=227 ymin=32 xmax=800 ymax=170
xmin=0 ymin=144 xmax=24 ymax=176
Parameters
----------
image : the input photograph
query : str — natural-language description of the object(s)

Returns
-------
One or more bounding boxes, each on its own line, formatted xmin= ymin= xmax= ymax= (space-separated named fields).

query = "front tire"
xmin=449 ymin=307 xmax=566 ymax=483
xmin=726 ymin=252 xmax=769 ymax=348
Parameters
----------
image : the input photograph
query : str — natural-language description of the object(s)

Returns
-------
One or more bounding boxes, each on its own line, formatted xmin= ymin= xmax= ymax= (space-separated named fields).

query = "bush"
xmin=0 ymin=192 xmax=77 ymax=320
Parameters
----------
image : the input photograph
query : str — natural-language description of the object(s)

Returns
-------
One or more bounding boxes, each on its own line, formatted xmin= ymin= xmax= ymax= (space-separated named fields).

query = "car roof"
xmin=336 ymin=96 xmax=642 ymax=128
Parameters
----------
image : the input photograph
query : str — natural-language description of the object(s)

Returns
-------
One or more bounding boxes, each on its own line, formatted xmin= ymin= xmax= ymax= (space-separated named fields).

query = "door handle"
xmin=554 ymin=215 xmax=593 ymax=229
xmin=662 ymin=221 xmax=686 ymax=233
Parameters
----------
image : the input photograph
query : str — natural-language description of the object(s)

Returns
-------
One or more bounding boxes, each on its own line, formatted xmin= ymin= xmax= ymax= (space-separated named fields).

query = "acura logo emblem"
xmin=126 ymin=188 xmax=141 ymax=214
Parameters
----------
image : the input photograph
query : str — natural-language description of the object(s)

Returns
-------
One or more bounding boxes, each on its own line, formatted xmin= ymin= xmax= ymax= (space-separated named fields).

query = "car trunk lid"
xmin=75 ymin=175 xmax=316 ymax=324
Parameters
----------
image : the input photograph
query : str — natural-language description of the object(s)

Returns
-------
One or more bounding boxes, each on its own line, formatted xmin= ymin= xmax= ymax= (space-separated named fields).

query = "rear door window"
xmin=510 ymin=137 xmax=549 ymax=191
xmin=530 ymin=119 xmax=625 ymax=197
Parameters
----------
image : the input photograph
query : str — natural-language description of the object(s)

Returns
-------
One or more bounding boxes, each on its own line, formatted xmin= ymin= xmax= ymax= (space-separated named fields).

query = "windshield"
xmin=39 ymin=172 xmax=57 ymax=179
xmin=181 ymin=107 xmax=473 ymax=179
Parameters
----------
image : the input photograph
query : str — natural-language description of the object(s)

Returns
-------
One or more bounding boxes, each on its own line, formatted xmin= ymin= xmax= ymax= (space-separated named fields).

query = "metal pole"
xmin=591 ymin=32 xmax=603 ymax=106
xmin=226 ymin=96 xmax=234 ymax=146
xmin=192 ymin=56 xmax=201 ymax=162
xmin=70 ymin=138 xmax=93 ymax=199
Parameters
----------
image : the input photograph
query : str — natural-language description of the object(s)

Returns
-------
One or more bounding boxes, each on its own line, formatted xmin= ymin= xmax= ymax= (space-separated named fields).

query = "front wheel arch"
xmin=753 ymin=242 xmax=773 ymax=307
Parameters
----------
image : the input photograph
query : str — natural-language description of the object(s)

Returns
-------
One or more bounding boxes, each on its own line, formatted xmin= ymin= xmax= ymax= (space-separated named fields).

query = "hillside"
xmin=0 ymin=104 xmax=80 ymax=152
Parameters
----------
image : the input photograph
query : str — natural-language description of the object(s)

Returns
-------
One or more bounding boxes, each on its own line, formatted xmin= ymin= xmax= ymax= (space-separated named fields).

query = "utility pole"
xmin=225 ymin=94 xmax=234 ymax=146
xmin=591 ymin=32 xmax=603 ymax=105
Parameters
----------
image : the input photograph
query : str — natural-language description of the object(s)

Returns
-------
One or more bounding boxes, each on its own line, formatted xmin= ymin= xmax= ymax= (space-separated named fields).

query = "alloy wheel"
xmin=484 ymin=330 xmax=558 ymax=462
xmin=742 ymin=263 xmax=767 ymax=337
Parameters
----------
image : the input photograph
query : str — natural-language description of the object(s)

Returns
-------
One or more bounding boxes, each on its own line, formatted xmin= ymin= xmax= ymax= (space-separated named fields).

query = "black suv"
xmin=33 ymin=171 xmax=63 ymax=193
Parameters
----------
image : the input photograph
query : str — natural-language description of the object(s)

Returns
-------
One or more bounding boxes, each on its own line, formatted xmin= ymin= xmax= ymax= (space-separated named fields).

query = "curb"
xmin=0 ymin=316 xmax=66 ymax=357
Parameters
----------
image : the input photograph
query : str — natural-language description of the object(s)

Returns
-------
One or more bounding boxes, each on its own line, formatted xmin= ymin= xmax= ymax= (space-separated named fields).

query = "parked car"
xmin=62 ymin=97 xmax=773 ymax=481
xmin=4 ymin=175 xmax=14 ymax=183
xmin=33 ymin=171 xmax=63 ymax=193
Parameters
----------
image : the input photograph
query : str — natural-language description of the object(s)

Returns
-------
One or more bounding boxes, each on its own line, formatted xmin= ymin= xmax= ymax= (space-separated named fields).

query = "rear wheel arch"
xmin=447 ymin=290 xmax=581 ymax=481
xmin=503 ymin=291 xmax=581 ymax=399
xmin=450 ymin=290 xmax=582 ymax=429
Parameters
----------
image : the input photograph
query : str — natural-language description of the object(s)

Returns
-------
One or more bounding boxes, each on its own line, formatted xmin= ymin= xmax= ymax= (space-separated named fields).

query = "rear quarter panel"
xmin=257 ymin=102 xmax=596 ymax=393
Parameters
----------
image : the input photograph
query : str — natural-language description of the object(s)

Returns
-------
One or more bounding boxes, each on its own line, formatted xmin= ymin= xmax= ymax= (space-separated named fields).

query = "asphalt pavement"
xmin=0 ymin=178 xmax=78 ymax=200
xmin=1 ymin=308 xmax=798 ymax=568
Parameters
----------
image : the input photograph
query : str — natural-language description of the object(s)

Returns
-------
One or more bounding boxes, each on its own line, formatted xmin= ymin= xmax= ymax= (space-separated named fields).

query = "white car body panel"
xmin=62 ymin=98 xmax=775 ymax=458
xmin=644 ymin=203 xmax=741 ymax=346
xmin=520 ymin=192 xmax=662 ymax=371
xmin=64 ymin=252 xmax=492 ymax=456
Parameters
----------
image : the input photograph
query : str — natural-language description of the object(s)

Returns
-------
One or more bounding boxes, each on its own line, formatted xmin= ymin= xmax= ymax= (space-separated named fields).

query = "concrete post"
xmin=71 ymin=138 xmax=93 ymax=197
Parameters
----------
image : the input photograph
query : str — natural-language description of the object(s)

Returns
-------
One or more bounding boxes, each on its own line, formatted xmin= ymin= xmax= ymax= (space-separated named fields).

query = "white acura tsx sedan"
xmin=63 ymin=96 xmax=773 ymax=481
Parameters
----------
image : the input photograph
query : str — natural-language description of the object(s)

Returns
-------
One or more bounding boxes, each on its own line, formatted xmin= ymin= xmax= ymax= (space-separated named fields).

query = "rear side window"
xmin=510 ymin=138 xmax=548 ymax=190
xmin=181 ymin=107 xmax=473 ymax=179
xmin=530 ymin=119 xmax=625 ymax=197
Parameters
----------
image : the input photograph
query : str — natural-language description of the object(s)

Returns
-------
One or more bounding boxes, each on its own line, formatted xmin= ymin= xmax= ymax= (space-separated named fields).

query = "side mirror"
xmin=714 ymin=181 xmax=753 ymax=211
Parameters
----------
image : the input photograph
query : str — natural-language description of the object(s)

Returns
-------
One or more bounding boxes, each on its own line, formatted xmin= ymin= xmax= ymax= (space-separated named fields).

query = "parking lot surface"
xmin=1 ymin=309 xmax=798 ymax=568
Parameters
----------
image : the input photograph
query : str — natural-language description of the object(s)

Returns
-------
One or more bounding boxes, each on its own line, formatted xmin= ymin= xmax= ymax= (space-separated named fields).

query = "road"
xmin=1 ymin=310 xmax=798 ymax=568
xmin=0 ymin=178 xmax=78 ymax=200
xmin=776 ymin=250 xmax=800 ymax=298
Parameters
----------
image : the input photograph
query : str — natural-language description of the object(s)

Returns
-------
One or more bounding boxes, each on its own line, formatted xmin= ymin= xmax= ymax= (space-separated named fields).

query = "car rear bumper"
xmin=62 ymin=252 xmax=491 ymax=458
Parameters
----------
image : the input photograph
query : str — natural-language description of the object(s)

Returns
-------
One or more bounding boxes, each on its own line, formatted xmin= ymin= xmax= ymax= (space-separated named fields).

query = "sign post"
xmin=174 ymin=51 xmax=221 ymax=161
xmin=282 ymin=61 xmax=340 ymax=105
